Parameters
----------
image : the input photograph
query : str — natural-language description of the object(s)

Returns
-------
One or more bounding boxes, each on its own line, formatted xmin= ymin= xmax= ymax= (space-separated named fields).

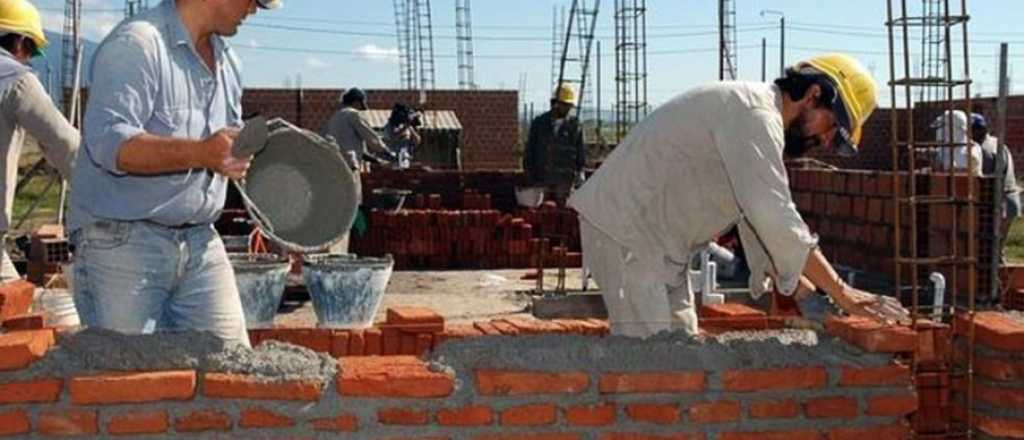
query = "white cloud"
xmin=354 ymin=44 xmax=399 ymax=63
xmin=305 ymin=57 xmax=329 ymax=69
xmin=40 ymin=10 xmax=121 ymax=42
xmin=248 ymin=38 xmax=261 ymax=48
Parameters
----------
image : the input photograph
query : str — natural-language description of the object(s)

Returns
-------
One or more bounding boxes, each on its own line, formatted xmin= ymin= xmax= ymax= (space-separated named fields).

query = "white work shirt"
xmin=569 ymin=82 xmax=817 ymax=297
xmin=932 ymin=110 xmax=983 ymax=176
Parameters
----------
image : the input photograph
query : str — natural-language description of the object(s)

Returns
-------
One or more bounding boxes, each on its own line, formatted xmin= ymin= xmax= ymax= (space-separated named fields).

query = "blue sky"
xmin=31 ymin=0 xmax=1024 ymax=111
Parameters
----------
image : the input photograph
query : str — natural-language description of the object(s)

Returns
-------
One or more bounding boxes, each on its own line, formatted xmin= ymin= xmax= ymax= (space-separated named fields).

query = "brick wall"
xmin=0 ymin=304 xmax=919 ymax=439
xmin=958 ymin=312 xmax=1024 ymax=439
xmin=241 ymin=89 xmax=520 ymax=171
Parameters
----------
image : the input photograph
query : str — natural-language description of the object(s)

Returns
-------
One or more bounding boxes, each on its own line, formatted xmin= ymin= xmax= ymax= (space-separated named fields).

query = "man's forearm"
xmin=802 ymin=248 xmax=845 ymax=297
xmin=116 ymin=133 xmax=209 ymax=175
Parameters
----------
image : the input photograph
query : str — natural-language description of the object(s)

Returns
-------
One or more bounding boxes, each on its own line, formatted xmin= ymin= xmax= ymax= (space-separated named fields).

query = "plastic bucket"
xmin=229 ymin=253 xmax=290 ymax=329
xmin=515 ymin=186 xmax=545 ymax=208
xmin=222 ymin=235 xmax=251 ymax=253
xmin=303 ymin=254 xmax=393 ymax=328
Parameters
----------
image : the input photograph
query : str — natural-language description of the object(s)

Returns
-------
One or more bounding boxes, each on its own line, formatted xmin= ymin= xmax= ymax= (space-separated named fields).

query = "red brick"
xmin=975 ymin=414 xmax=1024 ymax=439
xmin=331 ymin=330 xmax=350 ymax=357
xmin=722 ymin=367 xmax=826 ymax=392
xmin=748 ymin=399 xmax=800 ymax=419
xmin=964 ymin=311 xmax=1024 ymax=351
xmin=474 ymin=434 xmax=581 ymax=440
xmin=416 ymin=333 xmax=433 ymax=355
xmin=310 ymin=413 xmax=358 ymax=432
xmin=107 ymin=411 xmax=168 ymax=435
xmin=387 ymin=306 xmax=445 ymax=332
xmin=348 ymin=329 xmax=366 ymax=356
xmin=437 ymin=405 xmax=493 ymax=426
xmin=719 ymin=431 xmax=819 ymax=440
xmin=689 ymin=401 xmax=740 ymax=424
xmin=239 ymin=407 xmax=294 ymax=428
xmin=805 ymin=396 xmax=859 ymax=419
xmin=364 ymin=328 xmax=382 ymax=355
xmin=839 ymin=364 xmax=911 ymax=387
xmin=174 ymin=409 xmax=231 ymax=432
xmin=599 ymin=435 xmax=698 ymax=440
xmin=379 ymin=407 xmax=430 ymax=425
xmin=477 ymin=370 xmax=588 ymax=395
xmin=338 ymin=356 xmax=454 ymax=398
xmin=599 ymin=371 xmax=704 ymax=394
xmin=565 ymin=403 xmax=615 ymax=426
xmin=826 ymin=316 xmax=917 ymax=353
xmin=625 ymin=403 xmax=679 ymax=425
xmin=0 ymin=329 xmax=54 ymax=370
xmin=828 ymin=423 xmax=911 ymax=440
xmin=203 ymin=373 xmax=323 ymax=401
xmin=400 ymin=333 xmax=418 ymax=354
xmin=383 ymin=327 xmax=401 ymax=355
xmin=0 ymin=378 xmax=62 ymax=403
xmin=0 ymin=409 xmax=28 ymax=436
xmin=2 ymin=312 xmax=45 ymax=331
xmin=867 ymin=394 xmax=918 ymax=416
xmin=0 ymin=280 xmax=35 ymax=320
xmin=973 ymin=381 xmax=1024 ymax=409
xmin=70 ymin=370 xmax=195 ymax=404
xmin=501 ymin=403 xmax=557 ymax=426
xmin=38 ymin=410 xmax=98 ymax=436
xmin=976 ymin=356 xmax=1024 ymax=381
xmin=699 ymin=303 xmax=765 ymax=318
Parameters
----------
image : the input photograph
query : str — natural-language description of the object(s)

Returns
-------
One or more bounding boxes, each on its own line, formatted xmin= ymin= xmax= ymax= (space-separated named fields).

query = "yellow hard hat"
xmin=0 ymin=0 xmax=47 ymax=55
xmin=797 ymin=53 xmax=877 ymax=156
xmin=553 ymin=83 xmax=576 ymax=106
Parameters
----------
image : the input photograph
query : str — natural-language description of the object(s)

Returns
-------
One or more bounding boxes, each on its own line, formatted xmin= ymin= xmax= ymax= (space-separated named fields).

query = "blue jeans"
xmin=70 ymin=220 xmax=250 ymax=347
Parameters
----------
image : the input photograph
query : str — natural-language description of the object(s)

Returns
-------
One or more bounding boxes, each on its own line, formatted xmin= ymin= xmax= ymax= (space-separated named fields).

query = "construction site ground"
xmin=273 ymin=268 xmax=587 ymax=327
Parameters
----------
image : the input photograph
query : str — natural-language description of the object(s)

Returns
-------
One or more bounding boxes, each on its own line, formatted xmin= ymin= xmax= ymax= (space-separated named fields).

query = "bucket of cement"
xmin=303 ymin=254 xmax=394 ymax=328
xmin=515 ymin=186 xmax=545 ymax=208
xmin=222 ymin=235 xmax=250 ymax=253
xmin=229 ymin=253 xmax=290 ymax=328
xmin=235 ymin=118 xmax=361 ymax=253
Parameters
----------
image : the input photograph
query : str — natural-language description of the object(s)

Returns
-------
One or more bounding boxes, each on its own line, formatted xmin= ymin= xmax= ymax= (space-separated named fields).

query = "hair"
xmin=0 ymin=33 xmax=33 ymax=57
xmin=774 ymin=67 xmax=837 ymax=108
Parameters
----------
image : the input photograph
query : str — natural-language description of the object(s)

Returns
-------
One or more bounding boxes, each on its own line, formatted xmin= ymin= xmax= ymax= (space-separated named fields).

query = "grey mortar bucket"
xmin=234 ymin=118 xmax=361 ymax=253
xmin=303 ymin=254 xmax=394 ymax=328
xmin=229 ymin=253 xmax=290 ymax=328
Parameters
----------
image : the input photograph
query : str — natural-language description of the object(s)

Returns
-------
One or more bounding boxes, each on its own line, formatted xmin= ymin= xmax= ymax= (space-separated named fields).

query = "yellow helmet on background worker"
xmin=0 ymin=0 xmax=47 ymax=56
xmin=553 ymin=83 xmax=577 ymax=107
xmin=796 ymin=53 xmax=877 ymax=157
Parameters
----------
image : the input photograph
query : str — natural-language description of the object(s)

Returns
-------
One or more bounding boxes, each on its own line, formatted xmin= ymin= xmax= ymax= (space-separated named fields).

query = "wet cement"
xmin=0 ymin=328 xmax=337 ymax=383
xmin=429 ymin=328 xmax=892 ymax=373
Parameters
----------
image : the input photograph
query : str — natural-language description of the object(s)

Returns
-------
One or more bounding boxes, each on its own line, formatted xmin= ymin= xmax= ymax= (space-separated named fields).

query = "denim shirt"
xmin=68 ymin=0 xmax=243 ymax=231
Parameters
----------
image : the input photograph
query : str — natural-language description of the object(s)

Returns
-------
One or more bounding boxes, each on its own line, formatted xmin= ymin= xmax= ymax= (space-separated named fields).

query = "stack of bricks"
xmin=999 ymin=263 xmax=1024 ymax=311
xmin=956 ymin=311 xmax=1024 ymax=439
xmin=26 ymin=224 xmax=70 ymax=285
xmin=789 ymin=167 xmax=999 ymax=302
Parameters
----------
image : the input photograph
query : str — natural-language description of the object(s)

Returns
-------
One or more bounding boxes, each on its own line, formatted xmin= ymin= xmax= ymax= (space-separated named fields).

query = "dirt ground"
xmin=273 ymin=268 xmax=587 ymax=327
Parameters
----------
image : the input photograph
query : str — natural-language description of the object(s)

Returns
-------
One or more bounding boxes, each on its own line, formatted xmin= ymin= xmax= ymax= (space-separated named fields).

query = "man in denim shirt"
xmin=68 ymin=0 xmax=282 ymax=346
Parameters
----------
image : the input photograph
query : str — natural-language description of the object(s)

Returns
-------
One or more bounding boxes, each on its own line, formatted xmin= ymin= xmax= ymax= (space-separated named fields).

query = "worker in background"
xmin=931 ymin=109 xmax=983 ymax=176
xmin=383 ymin=102 xmax=422 ymax=170
xmin=321 ymin=87 xmax=395 ymax=171
xmin=570 ymin=54 xmax=887 ymax=338
xmin=67 ymin=0 xmax=283 ymax=347
xmin=523 ymin=83 xmax=585 ymax=207
xmin=0 ymin=0 xmax=79 ymax=282
xmin=972 ymin=113 xmax=1021 ymax=261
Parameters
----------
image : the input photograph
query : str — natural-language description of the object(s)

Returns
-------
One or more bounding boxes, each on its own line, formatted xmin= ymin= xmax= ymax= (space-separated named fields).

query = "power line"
xmin=232 ymin=42 xmax=762 ymax=60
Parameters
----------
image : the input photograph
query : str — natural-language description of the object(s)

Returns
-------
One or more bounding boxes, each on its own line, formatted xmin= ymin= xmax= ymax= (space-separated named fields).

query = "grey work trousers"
xmin=580 ymin=220 xmax=698 ymax=338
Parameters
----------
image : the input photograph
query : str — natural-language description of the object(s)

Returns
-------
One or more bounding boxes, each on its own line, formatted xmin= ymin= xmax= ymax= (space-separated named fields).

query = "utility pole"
xmin=760 ymin=10 xmax=785 ymax=76
xmin=761 ymin=37 xmax=766 ymax=81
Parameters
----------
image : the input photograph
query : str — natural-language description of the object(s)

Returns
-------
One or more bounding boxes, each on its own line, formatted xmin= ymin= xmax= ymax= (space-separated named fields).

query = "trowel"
xmin=232 ymin=115 xmax=269 ymax=158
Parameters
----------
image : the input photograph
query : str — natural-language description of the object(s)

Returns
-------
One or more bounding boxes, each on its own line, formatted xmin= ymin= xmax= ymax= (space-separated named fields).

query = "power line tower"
xmin=124 ymin=0 xmax=147 ymax=17
xmin=412 ymin=0 xmax=436 ymax=90
xmin=918 ymin=0 xmax=946 ymax=102
xmin=614 ymin=0 xmax=647 ymax=143
xmin=60 ymin=0 xmax=81 ymax=114
xmin=718 ymin=0 xmax=737 ymax=80
xmin=394 ymin=0 xmax=415 ymax=89
xmin=550 ymin=5 xmax=566 ymax=93
xmin=455 ymin=0 xmax=476 ymax=89
xmin=556 ymin=0 xmax=600 ymax=124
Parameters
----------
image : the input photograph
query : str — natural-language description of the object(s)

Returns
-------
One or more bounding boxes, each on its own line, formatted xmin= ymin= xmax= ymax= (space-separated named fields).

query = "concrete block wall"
xmin=241 ymin=89 xmax=520 ymax=171
xmin=0 ymin=311 xmax=918 ymax=439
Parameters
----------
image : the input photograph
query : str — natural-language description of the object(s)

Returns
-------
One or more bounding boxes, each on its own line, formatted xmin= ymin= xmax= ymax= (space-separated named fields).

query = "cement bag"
xmin=235 ymin=118 xmax=361 ymax=252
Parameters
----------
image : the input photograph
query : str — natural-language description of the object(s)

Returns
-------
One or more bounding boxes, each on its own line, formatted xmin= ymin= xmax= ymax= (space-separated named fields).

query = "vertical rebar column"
xmin=61 ymin=0 xmax=81 ymax=114
xmin=718 ymin=0 xmax=738 ymax=80
xmin=394 ymin=0 xmax=415 ymax=89
xmin=455 ymin=0 xmax=475 ymax=89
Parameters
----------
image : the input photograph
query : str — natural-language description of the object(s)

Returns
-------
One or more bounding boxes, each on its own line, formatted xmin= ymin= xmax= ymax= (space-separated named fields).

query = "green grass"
xmin=11 ymin=172 xmax=65 ymax=236
xmin=1005 ymin=219 xmax=1024 ymax=262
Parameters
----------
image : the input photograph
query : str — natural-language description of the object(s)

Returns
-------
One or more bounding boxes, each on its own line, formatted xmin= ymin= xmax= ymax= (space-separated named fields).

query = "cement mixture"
xmin=0 ymin=328 xmax=337 ymax=383
xmin=429 ymin=329 xmax=892 ymax=374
